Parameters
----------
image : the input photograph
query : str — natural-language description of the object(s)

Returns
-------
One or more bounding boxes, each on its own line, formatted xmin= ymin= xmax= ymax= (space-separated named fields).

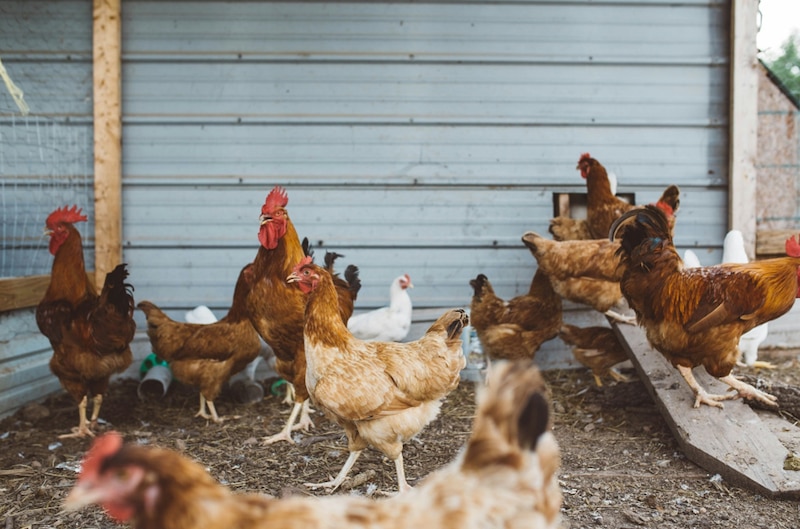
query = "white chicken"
xmin=682 ymin=232 xmax=771 ymax=368
xmin=347 ymin=273 xmax=414 ymax=342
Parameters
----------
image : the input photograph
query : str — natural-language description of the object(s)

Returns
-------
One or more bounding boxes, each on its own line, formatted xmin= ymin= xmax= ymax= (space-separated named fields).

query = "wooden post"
xmin=729 ymin=0 xmax=759 ymax=260
xmin=92 ymin=0 xmax=122 ymax=287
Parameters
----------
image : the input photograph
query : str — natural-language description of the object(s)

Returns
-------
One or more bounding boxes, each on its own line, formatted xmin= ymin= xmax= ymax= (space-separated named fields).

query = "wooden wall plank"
xmin=92 ymin=0 xmax=123 ymax=287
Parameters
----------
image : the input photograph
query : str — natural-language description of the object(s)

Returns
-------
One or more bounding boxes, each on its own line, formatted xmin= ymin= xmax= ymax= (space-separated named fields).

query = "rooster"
xmin=610 ymin=205 xmax=800 ymax=408
xmin=136 ymin=262 xmax=262 ymax=423
xmin=549 ymin=153 xmax=680 ymax=241
xmin=347 ymin=273 xmax=414 ymax=342
xmin=245 ymin=186 xmax=358 ymax=445
xmin=469 ymin=267 xmax=561 ymax=364
xmin=35 ymin=205 xmax=136 ymax=438
xmin=682 ymin=232 xmax=773 ymax=370
xmin=288 ymin=257 xmax=467 ymax=493
xmin=64 ymin=360 xmax=561 ymax=529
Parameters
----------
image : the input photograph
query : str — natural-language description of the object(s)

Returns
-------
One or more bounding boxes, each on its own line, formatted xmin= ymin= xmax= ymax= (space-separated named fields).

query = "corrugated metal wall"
xmin=0 ymin=0 xmax=731 ymax=418
xmin=120 ymin=0 xmax=731 ymax=322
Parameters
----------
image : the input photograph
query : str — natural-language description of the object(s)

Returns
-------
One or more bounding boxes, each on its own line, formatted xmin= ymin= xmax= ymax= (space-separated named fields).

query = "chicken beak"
xmin=43 ymin=228 xmax=53 ymax=237
xmin=286 ymin=272 xmax=300 ymax=284
xmin=63 ymin=481 xmax=104 ymax=511
xmin=259 ymin=214 xmax=271 ymax=226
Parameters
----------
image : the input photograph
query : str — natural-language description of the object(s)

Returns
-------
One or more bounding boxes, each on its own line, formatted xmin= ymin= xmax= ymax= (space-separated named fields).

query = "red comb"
xmin=78 ymin=431 xmax=123 ymax=481
xmin=292 ymin=255 xmax=314 ymax=275
xmin=264 ymin=186 xmax=289 ymax=211
xmin=46 ymin=205 xmax=87 ymax=228
xmin=654 ymin=200 xmax=674 ymax=217
xmin=578 ymin=152 xmax=592 ymax=163
xmin=786 ymin=234 xmax=800 ymax=257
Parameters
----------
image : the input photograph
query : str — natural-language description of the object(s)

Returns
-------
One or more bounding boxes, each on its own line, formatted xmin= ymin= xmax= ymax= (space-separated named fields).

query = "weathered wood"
xmin=0 ymin=276 xmax=50 ymax=312
xmin=92 ymin=0 xmax=123 ymax=288
xmin=0 ymin=274 xmax=97 ymax=313
xmin=612 ymin=322 xmax=800 ymax=499
xmin=756 ymin=229 xmax=795 ymax=257
xmin=728 ymin=0 xmax=759 ymax=259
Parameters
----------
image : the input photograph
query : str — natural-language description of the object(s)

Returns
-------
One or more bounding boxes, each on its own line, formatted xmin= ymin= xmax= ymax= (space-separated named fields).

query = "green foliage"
xmin=765 ymin=31 xmax=800 ymax=102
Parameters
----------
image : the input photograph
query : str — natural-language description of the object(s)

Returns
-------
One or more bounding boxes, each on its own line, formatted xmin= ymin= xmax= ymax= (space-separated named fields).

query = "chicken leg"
xmin=262 ymin=399 xmax=314 ymax=445
xmin=677 ymin=365 xmax=777 ymax=409
xmin=59 ymin=395 xmax=95 ymax=439
xmin=305 ymin=450 xmax=362 ymax=492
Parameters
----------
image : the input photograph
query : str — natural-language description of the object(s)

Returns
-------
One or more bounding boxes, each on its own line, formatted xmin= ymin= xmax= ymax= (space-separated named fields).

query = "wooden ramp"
xmin=612 ymin=322 xmax=800 ymax=499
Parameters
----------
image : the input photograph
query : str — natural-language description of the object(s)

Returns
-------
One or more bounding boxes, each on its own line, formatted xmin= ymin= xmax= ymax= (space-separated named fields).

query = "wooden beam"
xmin=612 ymin=321 xmax=800 ymax=499
xmin=728 ymin=0 xmax=759 ymax=260
xmin=92 ymin=0 xmax=122 ymax=288
xmin=0 ymin=274 xmax=97 ymax=313
xmin=756 ymin=229 xmax=795 ymax=256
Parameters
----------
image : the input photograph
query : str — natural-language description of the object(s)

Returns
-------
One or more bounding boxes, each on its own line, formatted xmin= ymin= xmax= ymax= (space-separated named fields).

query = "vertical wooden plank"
xmin=729 ymin=0 xmax=759 ymax=260
xmin=92 ymin=0 xmax=122 ymax=287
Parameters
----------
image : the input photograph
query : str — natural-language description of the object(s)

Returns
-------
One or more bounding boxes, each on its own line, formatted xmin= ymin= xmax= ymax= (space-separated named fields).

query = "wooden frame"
xmin=728 ymin=0 xmax=759 ymax=260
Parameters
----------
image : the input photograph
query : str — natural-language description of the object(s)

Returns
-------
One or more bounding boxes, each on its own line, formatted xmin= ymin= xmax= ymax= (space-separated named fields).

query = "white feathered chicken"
xmin=347 ymin=274 xmax=414 ymax=342
xmin=682 ymin=232 xmax=771 ymax=368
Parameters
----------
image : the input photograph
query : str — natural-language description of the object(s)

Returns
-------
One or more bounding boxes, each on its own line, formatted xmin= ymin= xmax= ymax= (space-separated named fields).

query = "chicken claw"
xmin=719 ymin=374 xmax=778 ymax=407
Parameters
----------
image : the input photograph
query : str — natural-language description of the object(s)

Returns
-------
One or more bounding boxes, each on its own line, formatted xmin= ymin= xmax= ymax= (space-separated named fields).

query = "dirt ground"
xmin=2 ymin=348 xmax=800 ymax=529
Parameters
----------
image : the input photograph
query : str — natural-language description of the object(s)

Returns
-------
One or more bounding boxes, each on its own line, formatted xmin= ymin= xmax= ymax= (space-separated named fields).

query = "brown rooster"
xmin=611 ymin=205 xmax=800 ymax=408
xmin=64 ymin=360 xmax=562 ymax=529
xmin=245 ymin=186 xmax=358 ymax=445
xmin=35 ymin=206 xmax=136 ymax=438
xmin=137 ymin=263 xmax=262 ymax=423
xmin=549 ymin=153 xmax=680 ymax=241
xmin=288 ymin=257 xmax=467 ymax=492
xmin=558 ymin=324 xmax=630 ymax=387
xmin=469 ymin=267 xmax=561 ymax=364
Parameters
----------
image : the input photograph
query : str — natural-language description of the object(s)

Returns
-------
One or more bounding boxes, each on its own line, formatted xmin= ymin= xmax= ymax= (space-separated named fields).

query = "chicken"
xmin=549 ymin=153 xmax=681 ymax=241
xmin=558 ymin=324 xmax=630 ymax=386
xmin=610 ymin=205 xmax=800 ymax=408
xmin=682 ymin=231 xmax=773 ymax=369
xmin=35 ymin=205 xmax=135 ymax=438
xmin=136 ymin=262 xmax=262 ymax=423
xmin=64 ymin=359 xmax=562 ymax=529
xmin=347 ymin=273 xmax=414 ymax=342
xmin=521 ymin=232 xmax=633 ymax=323
xmin=468 ymin=267 xmax=561 ymax=364
xmin=245 ymin=186 xmax=357 ymax=445
xmin=288 ymin=257 xmax=468 ymax=492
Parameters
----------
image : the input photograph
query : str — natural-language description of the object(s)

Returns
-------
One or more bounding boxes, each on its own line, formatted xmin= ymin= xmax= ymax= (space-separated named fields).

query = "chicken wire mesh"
xmin=0 ymin=57 xmax=94 ymax=278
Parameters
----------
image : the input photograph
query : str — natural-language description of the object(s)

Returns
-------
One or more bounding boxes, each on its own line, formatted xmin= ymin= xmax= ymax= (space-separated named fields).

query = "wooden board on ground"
xmin=612 ymin=321 xmax=800 ymax=499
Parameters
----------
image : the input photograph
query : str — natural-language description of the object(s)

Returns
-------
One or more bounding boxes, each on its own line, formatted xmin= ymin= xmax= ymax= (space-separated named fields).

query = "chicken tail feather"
xmin=462 ymin=359 xmax=554 ymax=472
xmin=100 ymin=264 xmax=135 ymax=316
xmin=344 ymin=264 xmax=361 ymax=298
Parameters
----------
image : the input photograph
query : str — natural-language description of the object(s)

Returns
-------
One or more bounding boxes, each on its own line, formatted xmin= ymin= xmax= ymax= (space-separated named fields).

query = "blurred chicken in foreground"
xmin=611 ymin=205 xmax=800 ymax=408
xmin=64 ymin=360 xmax=562 ymax=529
xmin=288 ymin=258 xmax=467 ymax=492
xmin=559 ymin=324 xmax=630 ymax=387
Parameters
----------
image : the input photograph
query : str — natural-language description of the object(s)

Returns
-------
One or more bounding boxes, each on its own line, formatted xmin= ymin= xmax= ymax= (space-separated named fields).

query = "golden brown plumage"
xmin=288 ymin=258 xmax=467 ymax=492
xmin=558 ymin=324 xmax=630 ymax=387
xmin=136 ymin=263 xmax=262 ymax=423
xmin=611 ymin=205 xmax=800 ymax=408
xmin=35 ymin=206 xmax=135 ymax=438
xmin=64 ymin=360 xmax=562 ymax=529
xmin=243 ymin=187 xmax=359 ymax=444
xmin=521 ymin=231 xmax=633 ymax=323
xmin=469 ymin=267 xmax=561 ymax=362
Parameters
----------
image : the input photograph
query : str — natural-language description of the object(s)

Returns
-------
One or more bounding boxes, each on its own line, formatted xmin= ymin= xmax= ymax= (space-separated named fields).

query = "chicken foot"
xmin=604 ymin=310 xmax=637 ymax=325
xmin=305 ymin=450 xmax=362 ymax=492
xmin=59 ymin=395 xmax=96 ymax=439
xmin=719 ymin=374 xmax=778 ymax=407
xmin=195 ymin=395 xmax=240 ymax=423
xmin=262 ymin=399 xmax=314 ymax=445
